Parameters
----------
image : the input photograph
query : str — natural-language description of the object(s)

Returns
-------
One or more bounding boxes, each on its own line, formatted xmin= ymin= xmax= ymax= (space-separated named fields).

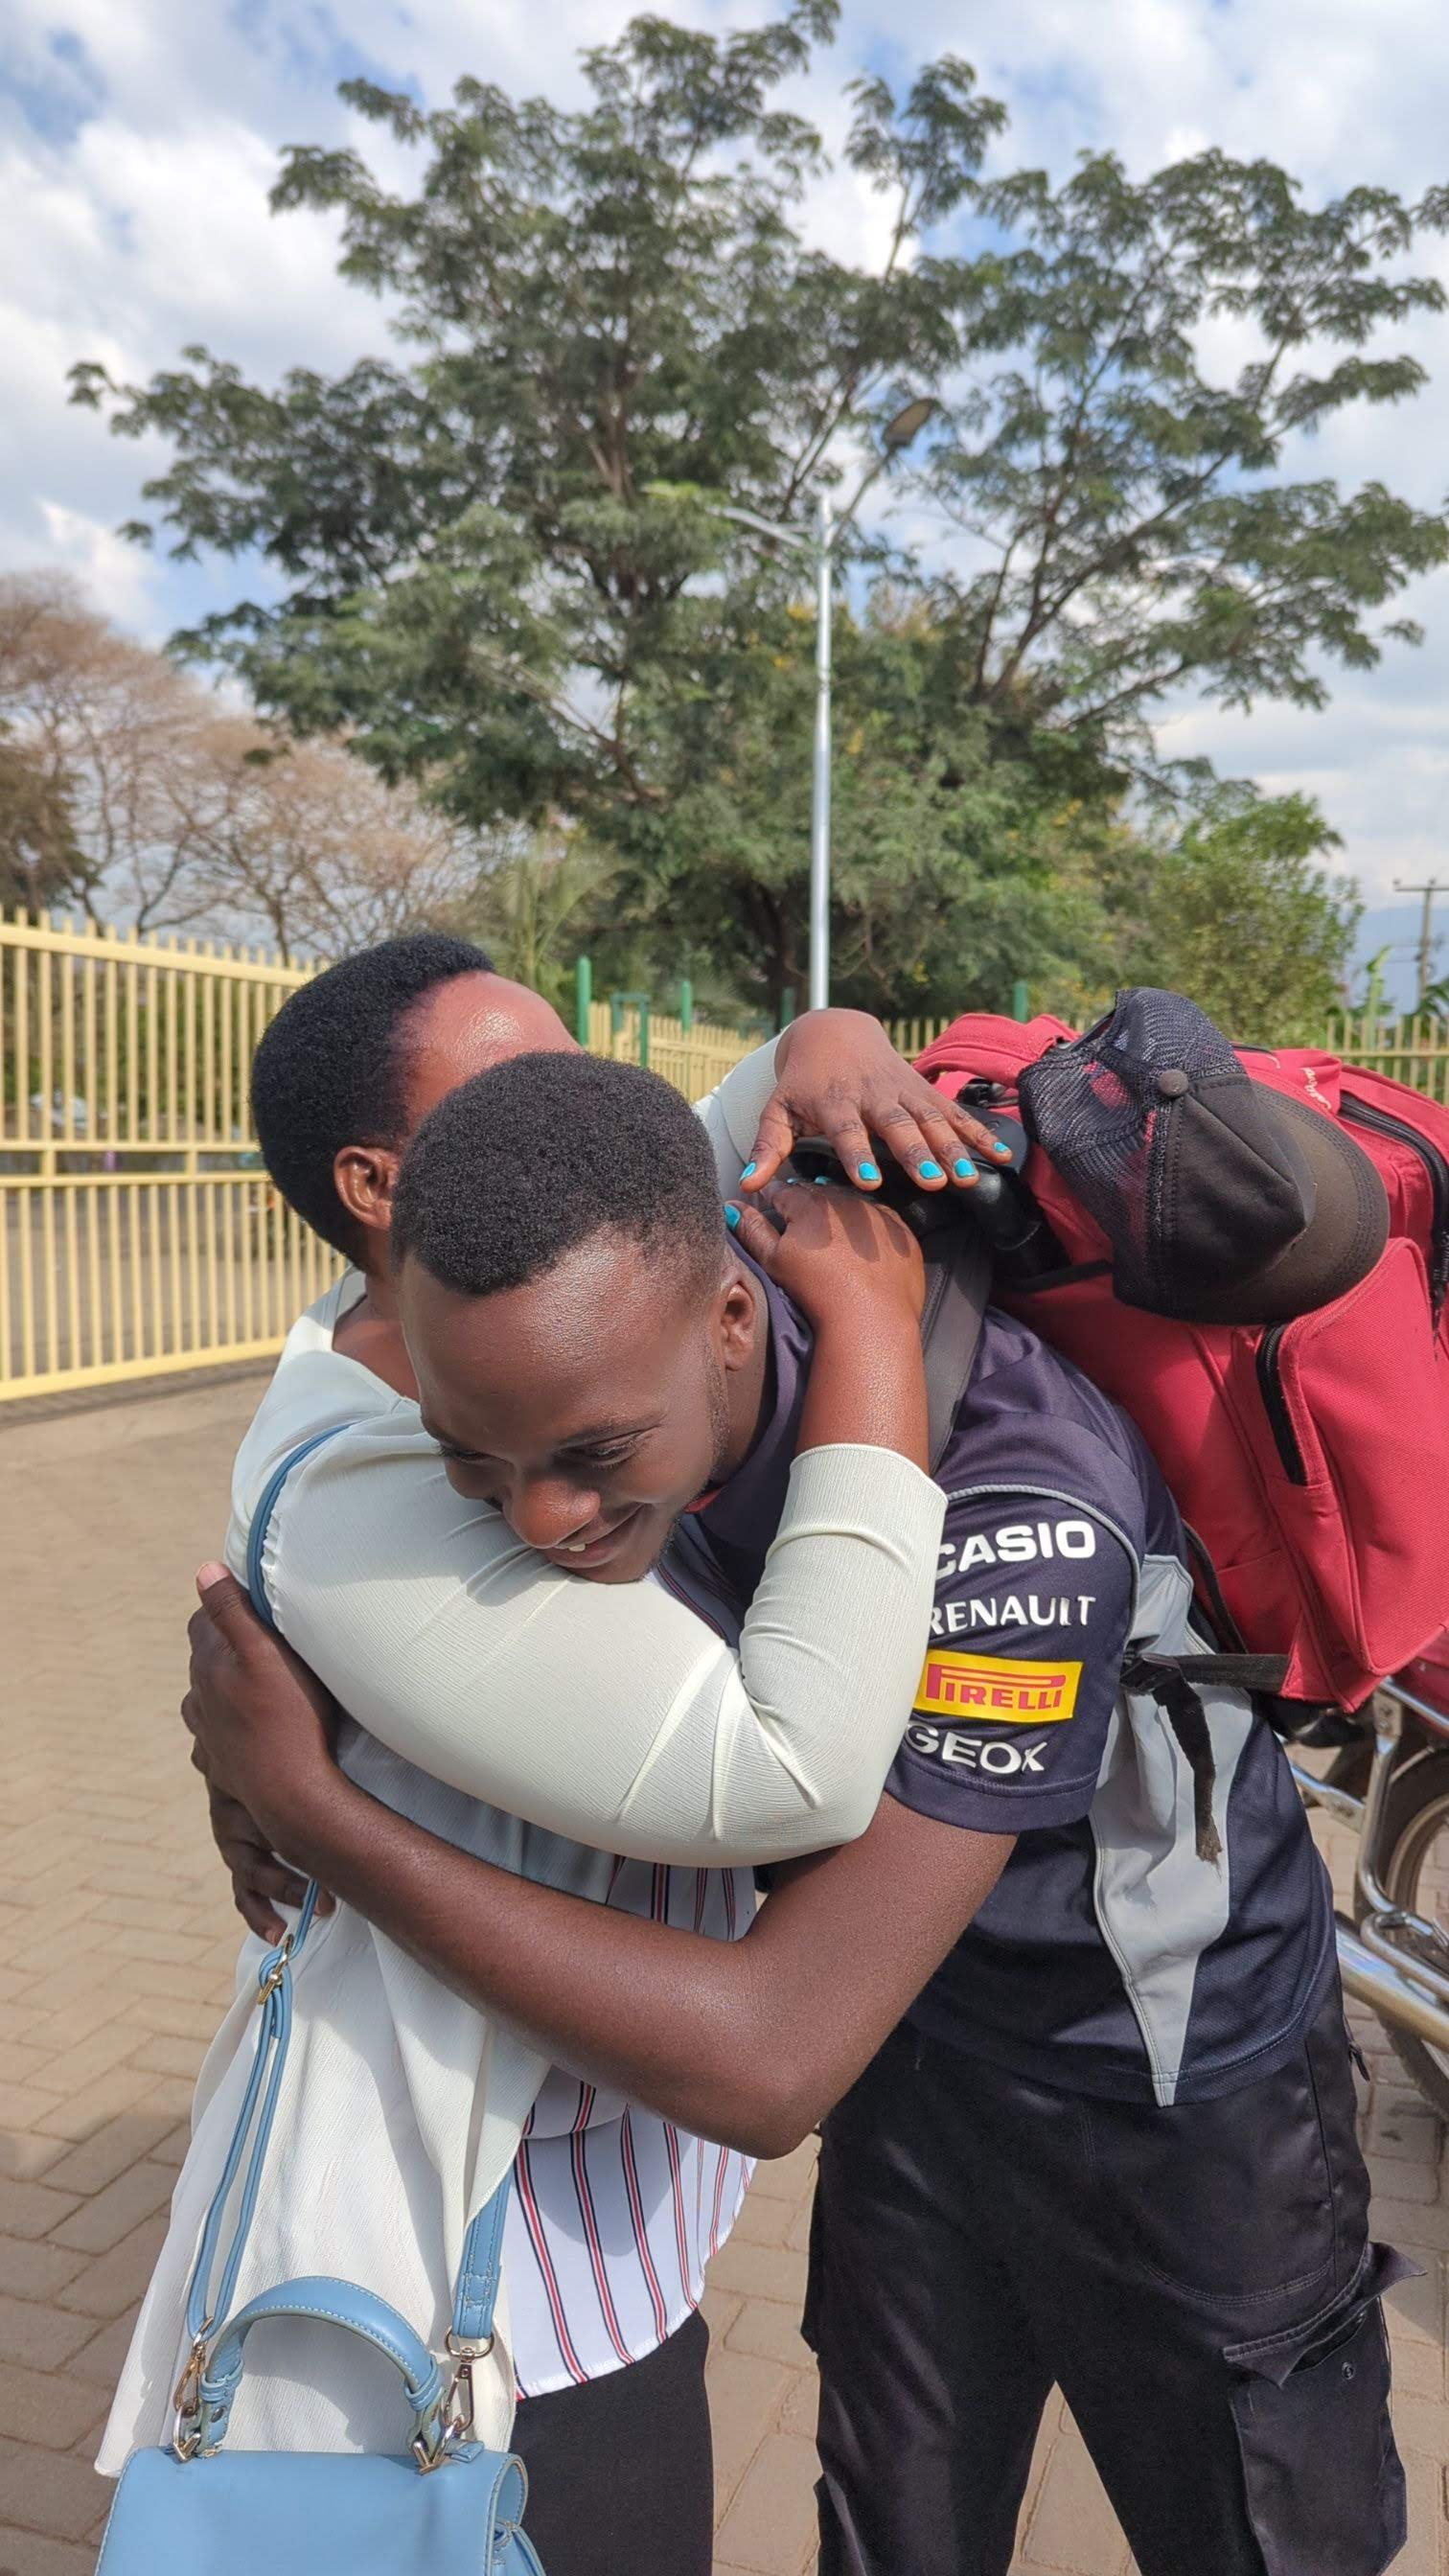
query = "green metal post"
xmin=610 ymin=990 xmax=653 ymax=1069
xmin=1011 ymin=978 xmax=1030 ymax=1023
xmin=575 ymin=954 xmax=593 ymax=1046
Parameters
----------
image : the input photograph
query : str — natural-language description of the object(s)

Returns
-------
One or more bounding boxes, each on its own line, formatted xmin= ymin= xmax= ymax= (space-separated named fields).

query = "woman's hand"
xmin=743 ymin=1008 xmax=1011 ymax=1197
xmin=184 ymin=1569 xmax=343 ymax=1860
xmin=728 ymin=1180 xmax=926 ymax=1334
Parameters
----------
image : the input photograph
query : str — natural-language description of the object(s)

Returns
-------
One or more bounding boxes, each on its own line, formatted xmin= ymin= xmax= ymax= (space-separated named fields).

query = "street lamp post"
xmin=810 ymin=489 xmax=834 ymax=1009
xmin=709 ymin=395 xmax=936 ymax=1012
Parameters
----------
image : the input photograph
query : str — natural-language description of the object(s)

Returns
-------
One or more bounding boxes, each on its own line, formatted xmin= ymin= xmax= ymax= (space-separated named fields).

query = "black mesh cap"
xmin=1019 ymin=989 xmax=1386 ymax=1323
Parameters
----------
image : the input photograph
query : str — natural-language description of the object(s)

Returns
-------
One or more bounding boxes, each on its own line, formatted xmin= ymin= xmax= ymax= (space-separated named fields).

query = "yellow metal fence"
xmin=1 ymin=912 xmax=340 ymax=1401
xmin=7 ymin=908 xmax=1449 ymax=1405
xmin=0 ymin=915 xmax=771 ymax=1402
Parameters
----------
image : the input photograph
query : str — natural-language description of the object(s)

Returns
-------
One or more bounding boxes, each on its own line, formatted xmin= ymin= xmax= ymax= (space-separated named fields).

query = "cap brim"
xmin=1171 ymin=1090 xmax=1388 ymax=1326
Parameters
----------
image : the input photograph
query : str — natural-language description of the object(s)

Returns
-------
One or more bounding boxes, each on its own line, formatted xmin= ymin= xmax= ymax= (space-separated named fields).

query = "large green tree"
xmin=70 ymin=4 xmax=1448 ymax=1011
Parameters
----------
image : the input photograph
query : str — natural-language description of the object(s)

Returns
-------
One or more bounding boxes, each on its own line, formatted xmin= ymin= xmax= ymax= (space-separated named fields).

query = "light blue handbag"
xmin=97 ymin=1429 xmax=545 ymax=2574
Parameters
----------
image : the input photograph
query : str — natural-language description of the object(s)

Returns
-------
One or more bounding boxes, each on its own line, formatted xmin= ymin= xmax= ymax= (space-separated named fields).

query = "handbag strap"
xmin=183 ymin=1425 xmax=513 ymax=2383
xmin=245 ymin=1424 xmax=350 ymax=1632
xmin=182 ymin=1880 xmax=322 ymax=2346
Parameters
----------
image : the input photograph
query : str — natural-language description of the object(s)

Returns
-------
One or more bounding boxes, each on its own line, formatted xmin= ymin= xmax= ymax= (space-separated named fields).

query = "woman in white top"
xmin=104 ymin=934 xmax=1001 ymax=2576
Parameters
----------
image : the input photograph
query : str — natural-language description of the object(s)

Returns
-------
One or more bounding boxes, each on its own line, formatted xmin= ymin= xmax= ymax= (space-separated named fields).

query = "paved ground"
xmin=1 ymin=1370 xmax=1447 ymax=2575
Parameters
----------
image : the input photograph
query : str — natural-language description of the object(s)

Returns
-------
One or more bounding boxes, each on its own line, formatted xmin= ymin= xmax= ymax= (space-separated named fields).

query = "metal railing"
xmin=9 ymin=905 xmax=1449 ymax=1406
xmin=1 ymin=913 xmax=337 ymax=1401
xmin=0 ymin=915 xmax=779 ymax=1402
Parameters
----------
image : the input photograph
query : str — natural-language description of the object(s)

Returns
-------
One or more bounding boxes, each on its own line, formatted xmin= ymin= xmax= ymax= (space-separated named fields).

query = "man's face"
xmin=401 ymin=1234 xmax=757 ymax=1584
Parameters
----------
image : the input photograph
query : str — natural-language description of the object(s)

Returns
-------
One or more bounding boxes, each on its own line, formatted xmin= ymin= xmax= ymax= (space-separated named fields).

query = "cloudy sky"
xmin=5 ymin=0 xmax=1449 ymax=989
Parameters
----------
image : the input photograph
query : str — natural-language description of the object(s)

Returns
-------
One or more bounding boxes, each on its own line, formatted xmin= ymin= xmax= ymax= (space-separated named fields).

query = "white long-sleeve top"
xmin=100 ymin=1041 xmax=944 ymax=2473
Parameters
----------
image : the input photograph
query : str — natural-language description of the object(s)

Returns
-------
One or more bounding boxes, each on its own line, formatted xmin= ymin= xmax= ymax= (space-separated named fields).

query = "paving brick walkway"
xmin=2 ymin=1372 xmax=1447 ymax=2574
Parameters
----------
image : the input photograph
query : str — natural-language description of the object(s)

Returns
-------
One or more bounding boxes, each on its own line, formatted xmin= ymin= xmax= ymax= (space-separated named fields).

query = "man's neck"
xmin=334 ymin=1268 xmax=419 ymax=1402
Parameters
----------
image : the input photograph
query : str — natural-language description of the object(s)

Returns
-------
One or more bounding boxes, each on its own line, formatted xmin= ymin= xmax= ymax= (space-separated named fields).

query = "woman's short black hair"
xmin=249 ymin=932 xmax=494 ymax=1260
xmin=392 ymin=1050 xmax=724 ymax=1301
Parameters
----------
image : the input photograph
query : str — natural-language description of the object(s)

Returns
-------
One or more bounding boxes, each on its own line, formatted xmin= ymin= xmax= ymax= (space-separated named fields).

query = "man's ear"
xmin=716 ymin=1266 xmax=760 ymax=1376
xmin=334 ymin=1143 xmax=402 ymax=1246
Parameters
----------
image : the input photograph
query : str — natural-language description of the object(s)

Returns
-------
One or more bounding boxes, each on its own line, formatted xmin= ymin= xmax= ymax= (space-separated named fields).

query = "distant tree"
xmin=0 ymin=727 xmax=82 ymax=912
xmin=1083 ymin=789 xmax=1359 ymax=1039
xmin=180 ymin=732 xmax=487 ymax=961
xmin=459 ymin=826 xmax=619 ymax=1018
xmin=0 ymin=571 xmax=237 ymax=928
xmin=0 ymin=572 xmax=489 ymax=954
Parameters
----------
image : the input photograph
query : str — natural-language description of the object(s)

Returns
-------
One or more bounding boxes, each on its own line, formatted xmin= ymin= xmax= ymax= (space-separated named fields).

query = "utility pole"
xmin=1394 ymin=879 xmax=1449 ymax=1009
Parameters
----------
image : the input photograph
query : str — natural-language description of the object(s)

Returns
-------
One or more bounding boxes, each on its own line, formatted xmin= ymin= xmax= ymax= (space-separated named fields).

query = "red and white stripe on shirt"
xmin=506 ymin=1858 xmax=754 ymax=2398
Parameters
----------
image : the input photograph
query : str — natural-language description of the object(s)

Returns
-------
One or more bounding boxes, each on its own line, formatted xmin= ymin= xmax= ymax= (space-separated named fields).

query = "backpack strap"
xmin=920 ymin=1229 xmax=992 ymax=1473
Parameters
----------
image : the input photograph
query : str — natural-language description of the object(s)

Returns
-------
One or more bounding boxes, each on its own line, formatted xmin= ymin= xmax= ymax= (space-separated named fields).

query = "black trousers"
xmin=807 ymin=1983 xmax=1411 ymax=2576
xmin=509 ymin=2308 xmax=713 ymax=2576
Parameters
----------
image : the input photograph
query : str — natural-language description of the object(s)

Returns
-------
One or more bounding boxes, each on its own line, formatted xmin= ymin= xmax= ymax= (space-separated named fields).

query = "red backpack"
xmin=916 ymin=1012 xmax=1449 ymax=1713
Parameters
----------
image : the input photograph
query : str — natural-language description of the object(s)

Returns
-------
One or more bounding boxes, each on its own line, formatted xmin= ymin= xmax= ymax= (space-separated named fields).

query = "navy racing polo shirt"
xmin=667 ymin=1262 xmax=1335 ymax=2108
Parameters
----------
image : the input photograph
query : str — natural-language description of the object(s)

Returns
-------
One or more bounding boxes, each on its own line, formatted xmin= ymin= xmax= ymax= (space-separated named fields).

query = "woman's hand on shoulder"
xmin=742 ymin=1008 xmax=1012 ymax=1198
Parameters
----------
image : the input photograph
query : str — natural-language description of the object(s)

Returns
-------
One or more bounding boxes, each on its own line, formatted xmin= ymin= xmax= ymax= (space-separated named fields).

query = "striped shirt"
xmin=509 ymin=1858 xmax=753 ymax=2396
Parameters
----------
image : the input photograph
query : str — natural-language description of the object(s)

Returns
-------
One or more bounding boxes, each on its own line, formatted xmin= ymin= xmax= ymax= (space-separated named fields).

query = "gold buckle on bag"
xmin=171 ymin=2330 xmax=212 ymax=2461
xmin=255 ymin=1932 xmax=294 ymax=2006
xmin=443 ymin=2329 xmax=496 ymax=2445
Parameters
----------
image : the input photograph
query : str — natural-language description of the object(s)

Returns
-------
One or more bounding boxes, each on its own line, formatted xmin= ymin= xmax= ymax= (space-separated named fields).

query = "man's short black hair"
xmin=250 ymin=932 xmax=494 ymax=1260
xmin=392 ymin=1050 xmax=725 ymax=1301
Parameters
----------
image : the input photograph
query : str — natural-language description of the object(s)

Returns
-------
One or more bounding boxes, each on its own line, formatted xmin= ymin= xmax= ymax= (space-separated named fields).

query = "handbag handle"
xmin=196 ymin=2276 xmax=448 ymax=2460
xmin=176 ymin=1424 xmax=516 ymax=2461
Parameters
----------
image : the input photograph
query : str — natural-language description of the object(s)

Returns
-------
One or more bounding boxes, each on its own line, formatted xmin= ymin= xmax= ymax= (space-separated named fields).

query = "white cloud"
xmin=3 ymin=0 xmax=1448 ymax=908
xmin=36 ymin=498 xmax=155 ymax=625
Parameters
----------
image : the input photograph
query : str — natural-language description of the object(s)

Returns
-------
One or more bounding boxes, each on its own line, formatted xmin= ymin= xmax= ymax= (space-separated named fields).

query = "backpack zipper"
xmin=1339 ymin=1092 xmax=1449 ymax=1322
xmin=1255 ymin=1324 xmax=1307 ymax=1484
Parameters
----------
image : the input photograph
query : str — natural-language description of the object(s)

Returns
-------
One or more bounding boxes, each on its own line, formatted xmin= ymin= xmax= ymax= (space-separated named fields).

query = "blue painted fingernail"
xmin=857 ymin=1161 xmax=881 ymax=1183
xmin=954 ymin=1156 xmax=976 ymax=1180
xmin=814 ymin=1174 xmax=829 ymax=1184
xmin=992 ymin=1139 xmax=1012 ymax=1158
xmin=724 ymin=1204 xmax=741 ymax=1230
xmin=741 ymin=1162 xmax=757 ymax=1180
xmin=919 ymin=1160 xmax=944 ymax=1181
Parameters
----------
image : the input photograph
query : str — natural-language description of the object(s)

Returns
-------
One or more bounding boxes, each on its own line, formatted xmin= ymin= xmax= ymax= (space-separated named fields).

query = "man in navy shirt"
xmin=187 ymin=1050 xmax=1410 ymax=2576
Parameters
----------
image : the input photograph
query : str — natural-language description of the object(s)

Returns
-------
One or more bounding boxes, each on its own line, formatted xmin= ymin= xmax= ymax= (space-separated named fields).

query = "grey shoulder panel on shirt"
xmin=1088 ymin=1555 xmax=1255 ymax=2108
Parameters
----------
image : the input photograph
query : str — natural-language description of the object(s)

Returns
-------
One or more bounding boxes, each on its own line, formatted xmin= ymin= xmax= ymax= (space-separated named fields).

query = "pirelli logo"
xmin=913 ymin=1650 xmax=1081 ymax=1724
